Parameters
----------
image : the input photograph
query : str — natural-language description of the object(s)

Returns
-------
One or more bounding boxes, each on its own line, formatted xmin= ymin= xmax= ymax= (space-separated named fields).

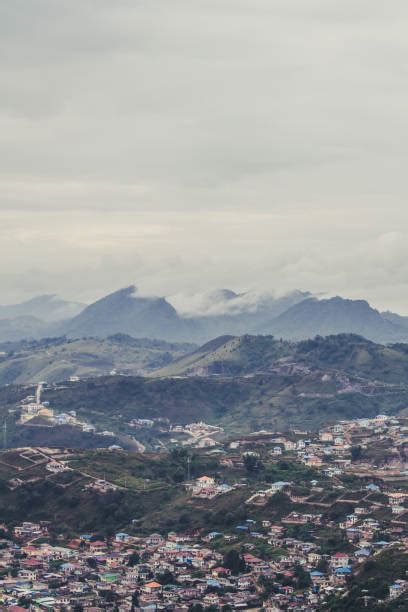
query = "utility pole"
xmin=187 ymin=455 xmax=191 ymax=481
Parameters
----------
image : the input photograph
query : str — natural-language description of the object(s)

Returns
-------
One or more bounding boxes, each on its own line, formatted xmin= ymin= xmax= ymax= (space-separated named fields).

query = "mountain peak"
xmin=61 ymin=285 xmax=189 ymax=341
xmin=267 ymin=295 xmax=406 ymax=343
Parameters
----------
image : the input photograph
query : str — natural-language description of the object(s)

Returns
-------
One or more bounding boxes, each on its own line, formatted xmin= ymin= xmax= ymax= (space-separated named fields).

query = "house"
xmin=308 ymin=552 xmax=321 ymax=564
xmin=305 ymin=455 xmax=323 ymax=467
xmin=267 ymin=481 xmax=291 ymax=493
xmin=205 ymin=531 xmax=223 ymax=541
xmin=391 ymin=505 xmax=405 ymax=515
xmin=46 ymin=461 xmax=67 ymax=473
xmin=142 ymin=580 xmax=163 ymax=594
xmin=212 ymin=566 xmax=231 ymax=578
xmin=195 ymin=476 xmax=215 ymax=488
xmin=354 ymin=548 xmax=371 ymax=563
xmin=14 ymin=522 xmax=43 ymax=538
xmin=310 ymin=570 xmax=325 ymax=583
xmin=115 ymin=532 xmax=131 ymax=543
xmin=18 ymin=569 xmax=37 ymax=581
xmin=146 ymin=533 xmax=165 ymax=547
xmin=390 ymin=580 xmax=407 ymax=599
xmin=319 ymin=432 xmax=333 ymax=442
xmin=331 ymin=552 xmax=350 ymax=568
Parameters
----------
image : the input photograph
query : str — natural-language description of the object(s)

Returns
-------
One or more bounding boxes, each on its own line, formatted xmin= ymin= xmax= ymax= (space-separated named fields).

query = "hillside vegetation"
xmin=0 ymin=335 xmax=195 ymax=384
xmin=2 ymin=334 xmax=408 ymax=441
xmin=0 ymin=447 xmax=320 ymax=537
xmin=155 ymin=333 xmax=408 ymax=384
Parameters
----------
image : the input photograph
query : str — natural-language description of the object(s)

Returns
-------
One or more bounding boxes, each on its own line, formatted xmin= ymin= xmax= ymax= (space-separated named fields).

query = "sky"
xmin=1 ymin=0 xmax=408 ymax=312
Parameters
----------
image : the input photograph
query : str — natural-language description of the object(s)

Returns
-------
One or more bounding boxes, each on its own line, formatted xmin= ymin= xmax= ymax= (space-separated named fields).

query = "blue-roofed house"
xmin=366 ymin=483 xmax=380 ymax=492
xmin=355 ymin=548 xmax=371 ymax=563
xmin=115 ymin=532 xmax=130 ymax=543
xmin=335 ymin=566 xmax=352 ymax=575
xmin=267 ymin=481 xmax=292 ymax=493
xmin=310 ymin=570 xmax=324 ymax=584
xmin=205 ymin=531 xmax=223 ymax=541
xmin=207 ymin=578 xmax=221 ymax=588
xmin=390 ymin=581 xmax=407 ymax=599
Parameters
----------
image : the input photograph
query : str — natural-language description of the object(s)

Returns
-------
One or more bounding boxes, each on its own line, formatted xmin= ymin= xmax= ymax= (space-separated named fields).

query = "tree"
xmin=317 ymin=558 xmax=329 ymax=573
xmin=127 ymin=551 xmax=140 ymax=567
xmin=223 ymin=549 xmax=246 ymax=575
xmin=171 ymin=447 xmax=188 ymax=461
xmin=103 ymin=590 xmax=117 ymax=603
xmin=294 ymin=563 xmax=311 ymax=589
xmin=258 ymin=575 xmax=277 ymax=597
xmin=131 ymin=590 xmax=139 ymax=608
xmin=18 ymin=595 xmax=31 ymax=608
xmin=351 ymin=445 xmax=362 ymax=462
xmin=173 ymin=468 xmax=185 ymax=483
xmin=243 ymin=453 xmax=262 ymax=473
xmin=158 ymin=569 xmax=174 ymax=585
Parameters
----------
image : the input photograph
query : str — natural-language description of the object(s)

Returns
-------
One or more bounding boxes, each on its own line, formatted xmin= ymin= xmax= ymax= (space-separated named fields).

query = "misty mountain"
xmin=56 ymin=286 xmax=311 ymax=343
xmin=0 ymin=316 xmax=49 ymax=342
xmin=266 ymin=296 xmax=408 ymax=343
xmin=0 ymin=294 xmax=85 ymax=322
xmin=381 ymin=310 xmax=408 ymax=330
xmin=1 ymin=286 xmax=408 ymax=345
xmin=186 ymin=289 xmax=311 ymax=341
xmin=59 ymin=286 xmax=193 ymax=342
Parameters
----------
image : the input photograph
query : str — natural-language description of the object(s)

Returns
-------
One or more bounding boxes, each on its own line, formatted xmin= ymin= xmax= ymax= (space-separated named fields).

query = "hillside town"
xmin=0 ymin=412 xmax=407 ymax=609
xmin=0 ymin=503 xmax=407 ymax=610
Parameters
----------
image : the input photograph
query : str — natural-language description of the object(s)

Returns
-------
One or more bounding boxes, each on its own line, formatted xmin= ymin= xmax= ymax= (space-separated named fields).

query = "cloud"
xmin=167 ymin=289 xmax=276 ymax=317
xmin=0 ymin=1 xmax=408 ymax=311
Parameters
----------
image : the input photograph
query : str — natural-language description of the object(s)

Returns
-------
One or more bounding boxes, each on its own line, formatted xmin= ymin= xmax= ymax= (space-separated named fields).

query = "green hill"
xmin=155 ymin=333 xmax=408 ymax=384
xmin=2 ymin=334 xmax=408 ymax=443
xmin=0 ymin=334 xmax=196 ymax=384
xmin=153 ymin=334 xmax=294 ymax=377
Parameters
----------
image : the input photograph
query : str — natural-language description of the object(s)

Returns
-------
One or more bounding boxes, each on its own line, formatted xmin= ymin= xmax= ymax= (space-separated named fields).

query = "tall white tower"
xmin=36 ymin=382 xmax=46 ymax=405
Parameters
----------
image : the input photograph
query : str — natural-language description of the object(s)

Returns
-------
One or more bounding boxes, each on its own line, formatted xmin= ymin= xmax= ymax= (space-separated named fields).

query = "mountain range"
xmin=1 ymin=285 xmax=408 ymax=344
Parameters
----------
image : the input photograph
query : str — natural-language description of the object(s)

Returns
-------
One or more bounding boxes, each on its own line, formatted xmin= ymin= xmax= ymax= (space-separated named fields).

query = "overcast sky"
xmin=1 ymin=0 xmax=408 ymax=311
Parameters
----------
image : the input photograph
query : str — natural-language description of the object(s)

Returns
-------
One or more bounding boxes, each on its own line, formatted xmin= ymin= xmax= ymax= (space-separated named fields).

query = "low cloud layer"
xmin=1 ymin=1 xmax=408 ymax=312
